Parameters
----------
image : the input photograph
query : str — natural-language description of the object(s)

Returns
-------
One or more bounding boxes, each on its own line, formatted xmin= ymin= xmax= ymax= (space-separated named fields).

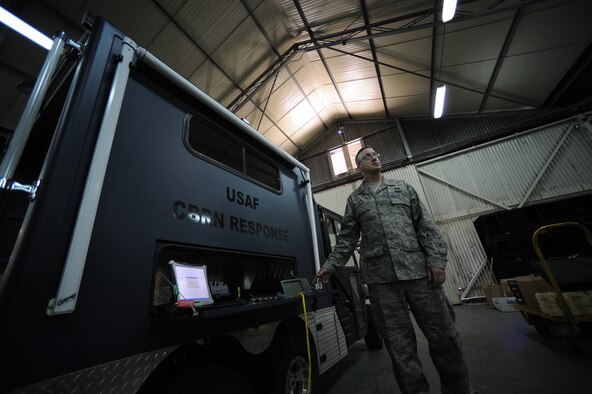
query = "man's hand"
xmin=315 ymin=267 xmax=331 ymax=285
xmin=427 ymin=266 xmax=446 ymax=286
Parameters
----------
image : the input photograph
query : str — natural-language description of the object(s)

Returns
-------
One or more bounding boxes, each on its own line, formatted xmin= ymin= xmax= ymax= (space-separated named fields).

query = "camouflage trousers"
xmin=368 ymin=279 xmax=470 ymax=394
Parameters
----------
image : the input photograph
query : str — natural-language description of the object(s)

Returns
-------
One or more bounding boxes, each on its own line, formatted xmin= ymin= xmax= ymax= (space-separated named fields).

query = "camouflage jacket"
xmin=323 ymin=179 xmax=448 ymax=283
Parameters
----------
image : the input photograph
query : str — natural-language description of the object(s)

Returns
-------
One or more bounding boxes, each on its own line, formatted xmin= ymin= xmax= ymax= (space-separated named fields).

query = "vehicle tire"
xmin=364 ymin=306 xmax=384 ymax=350
xmin=267 ymin=336 xmax=318 ymax=394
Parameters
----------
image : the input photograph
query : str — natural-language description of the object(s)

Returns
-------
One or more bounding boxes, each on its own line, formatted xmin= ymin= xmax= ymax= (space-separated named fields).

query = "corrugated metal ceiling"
xmin=1 ymin=0 xmax=591 ymax=156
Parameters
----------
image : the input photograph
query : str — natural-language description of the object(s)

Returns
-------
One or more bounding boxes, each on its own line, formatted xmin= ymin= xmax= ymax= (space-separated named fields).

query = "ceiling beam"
xmin=544 ymin=40 xmax=592 ymax=107
xmin=292 ymin=0 xmax=352 ymax=119
xmin=360 ymin=0 xmax=388 ymax=117
xmin=231 ymin=1 xmax=418 ymax=116
xmin=328 ymin=47 xmax=535 ymax=107
xmin=479 ymin=6 xmax=524 ymax=112
xmin=255 ymin=72 xmax=278 ymax=131
xmin=35 ymin=0 xmax=85 ymax=34
xmin=152 ymin=0 xmax=244 ymax=95
xmin=238 ymin=1 xmax=305 ymax=148
xmin=297 ymin=7 xmax=435 ymax=48
xmin=295 ymin=0 xmax=549 ymax=52
xmin=153 ymin=0 xmax=300 ymax=148
xmin=229 ymin=0 xmax=552 ymax=115
xmin=227 ymin=48 xmax=298 ymax=112
xmin=239 ymin=0 xmax=328 ymax=133
xmin=227 ymin=6 xmax=442 ymax=114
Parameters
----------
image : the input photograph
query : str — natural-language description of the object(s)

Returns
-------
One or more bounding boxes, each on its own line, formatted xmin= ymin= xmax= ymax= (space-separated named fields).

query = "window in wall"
xmin=329 ymin=148 xmax=348 ymax=176
xmin=328 ymin=139 xmax=363 ymax=177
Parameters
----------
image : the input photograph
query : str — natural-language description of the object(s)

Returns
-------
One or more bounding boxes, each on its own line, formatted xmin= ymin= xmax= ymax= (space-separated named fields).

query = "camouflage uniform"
xmin=323 ymin=179 xmax=470 ymax=394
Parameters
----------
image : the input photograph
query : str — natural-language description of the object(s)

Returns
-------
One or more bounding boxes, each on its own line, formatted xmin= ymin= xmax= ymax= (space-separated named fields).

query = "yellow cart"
xmin=514 ymin=222 xmax=592 ymax=341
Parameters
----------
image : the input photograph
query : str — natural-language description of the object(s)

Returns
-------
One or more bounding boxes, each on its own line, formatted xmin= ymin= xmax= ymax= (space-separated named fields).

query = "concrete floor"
xmin=318 ymin=304 xmax=592 ymax=394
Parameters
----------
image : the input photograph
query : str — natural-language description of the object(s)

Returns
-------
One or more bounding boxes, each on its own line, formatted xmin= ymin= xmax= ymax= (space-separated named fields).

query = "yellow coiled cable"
xmin=297 ymin=292 xmax=312 ymax=393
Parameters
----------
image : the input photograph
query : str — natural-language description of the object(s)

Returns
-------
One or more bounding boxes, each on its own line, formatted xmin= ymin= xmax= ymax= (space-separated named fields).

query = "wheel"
xmin=267 ymin=336 xmax=318 ymax=394
xmin=364 ymin=305 xmax=384 ymax=350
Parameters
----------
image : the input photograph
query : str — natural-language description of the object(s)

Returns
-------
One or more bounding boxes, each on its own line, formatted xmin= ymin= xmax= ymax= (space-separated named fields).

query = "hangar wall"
xmin=314 ymin=113 xmax=592 ymax=304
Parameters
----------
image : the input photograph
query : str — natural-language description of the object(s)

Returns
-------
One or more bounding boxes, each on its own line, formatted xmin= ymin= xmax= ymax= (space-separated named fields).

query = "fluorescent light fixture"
xmin=434 ymin=85 xmax=446 ymax=119
xmin=442 ymin=0 xmax=458 ymax=23
xmin=0 ymin=6 xmax=53 ymax=50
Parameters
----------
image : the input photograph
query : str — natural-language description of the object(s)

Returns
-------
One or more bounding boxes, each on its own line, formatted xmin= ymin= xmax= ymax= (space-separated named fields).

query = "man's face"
xmin=357 ymin=148 xmax=381 ymax=173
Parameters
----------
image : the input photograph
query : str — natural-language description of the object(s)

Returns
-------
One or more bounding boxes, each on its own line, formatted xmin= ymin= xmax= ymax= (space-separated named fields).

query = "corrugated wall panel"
xmin=301 ymin=119 xmax=402 ymax=159
xmin=312 ymin=114 xmax=592 ymax=305
xmin=363 ymin=126 xmax=407 ymax=164
xmin=304 ymin=125 xmax=345 ymax=157
xmin=301 ymin=110 xmax=587 ymax=191
xmin=342 ymin=120 xmax=398 ymax=142
xmin=302 ymin=152 xmax=333 ymax=185
xmin=419 ymin=173 xmax=500 ymax=222
xmin=439 ymin=217 xmax=490 ymax=304
xmin=417 ymin=118 xmax=592 ymax=220
xmin=313 ymin=169 xmax=473 ymax=304
xmin=529 ymin=124 xmax=592 ymax=202
xmin=314 ymin=165 xmax=432 ymax=219
xmin=400 ymin=109 xmax=572 ymax=158
xmin=382 ymin=166 xmax=427 ymax=205
xmin=314 ymin=182 xmax=359 ymax=215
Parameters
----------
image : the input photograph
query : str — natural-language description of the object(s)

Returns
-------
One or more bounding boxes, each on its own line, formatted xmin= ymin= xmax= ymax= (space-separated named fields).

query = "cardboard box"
xmin=492 ymin=296 xmax=519 ymax=312
xmin=484 ymin=284 xmax=505 ymax=309
xmin=500 ymin=279 xmax=513 ymax=297
xmin=535 ymin=291 xmax=592 ymax=316
xmin=514 ymin=275 xmax=553 ymax=308
xmin=506 ymin=280 xmax=523 ymax=303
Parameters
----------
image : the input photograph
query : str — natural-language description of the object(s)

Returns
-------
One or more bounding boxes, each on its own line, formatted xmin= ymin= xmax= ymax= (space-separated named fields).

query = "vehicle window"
xmin=187 ymin=117 xmax=243 ymax=172
xmin=328 ymin=218 xmax=338 ymax=249
xmin=327 ymin=216 xmax=358 ymax=267
xmin=186 ymin=116 xmax=280 ymax=191
xmin=246 ymin=151 xmax=280 ymax=190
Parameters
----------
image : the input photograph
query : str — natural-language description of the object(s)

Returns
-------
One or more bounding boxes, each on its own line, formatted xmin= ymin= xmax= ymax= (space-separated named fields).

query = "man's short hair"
xmin=355 ymin=146 xmax=373 ymax=166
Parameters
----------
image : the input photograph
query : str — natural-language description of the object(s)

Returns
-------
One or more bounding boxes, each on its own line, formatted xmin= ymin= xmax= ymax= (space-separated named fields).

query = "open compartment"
xmin=151 ymin=241 xmax=296 ymax=318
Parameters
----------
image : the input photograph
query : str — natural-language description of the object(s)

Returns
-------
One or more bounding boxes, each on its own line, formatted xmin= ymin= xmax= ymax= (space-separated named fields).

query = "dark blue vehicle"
xmin=0 ymin=17 xmax=380 ymax=394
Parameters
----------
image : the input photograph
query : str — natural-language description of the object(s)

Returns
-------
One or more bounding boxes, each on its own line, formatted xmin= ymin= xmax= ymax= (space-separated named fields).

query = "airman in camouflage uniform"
xmin=315 ymin=147 xmax=471 ymax=394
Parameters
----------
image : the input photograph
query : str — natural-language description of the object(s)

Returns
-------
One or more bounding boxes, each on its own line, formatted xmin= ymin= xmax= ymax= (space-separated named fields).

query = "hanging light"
xmin=0 ymin=6 xmax=53 ymax=50
xmin=434 ymin=85 xmax=446 ymax=119
xmin=442 ymin=0 xmax=458 ymax=23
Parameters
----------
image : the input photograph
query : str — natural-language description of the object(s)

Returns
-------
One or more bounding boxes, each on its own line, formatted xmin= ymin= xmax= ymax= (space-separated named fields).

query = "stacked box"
xmin=507 ymin=280 xmax=524 ymax=304
xmin=484 ymin=284 xmax=504 ymax=309
xmin=535 ymin=291 xmax=592 ymax=316
xmin=500 ymin=279 xmax=513 ymax=297
xmin=572 ymin=291 xmax=592 ymax=315
xmin=514 ymin=275 xmax=554 ymax=308
xmin=491 ymin=296 xmax=519 ymax=312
